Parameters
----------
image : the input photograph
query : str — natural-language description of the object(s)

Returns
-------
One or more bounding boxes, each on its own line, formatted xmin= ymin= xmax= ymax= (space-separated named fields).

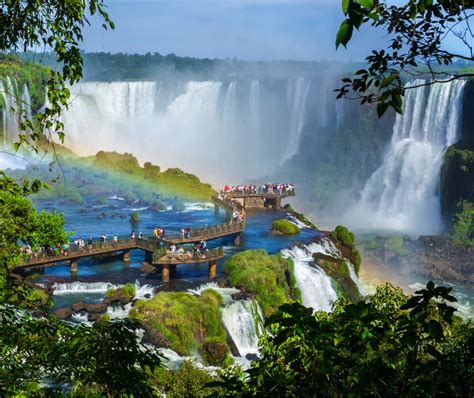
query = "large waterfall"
xmin=59 ymin=77 xmax=323 ymax=183
xmin=348 ymin=79 xmax=466 ymax=235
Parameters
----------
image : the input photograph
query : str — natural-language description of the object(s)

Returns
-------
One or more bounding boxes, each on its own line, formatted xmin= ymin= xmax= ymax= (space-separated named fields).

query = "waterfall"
xmin=347 ymin=261 xmax=367 ymax=296
xmin=281 ymin=240 xmax=339 ymax=312
xmin=349 ymin=79 xmax=466 ymax=234
xmin=58 ymin=76 xmax=318 ymax=183
xmin=52 ymin=281 xmax=121 ymax=294
xmin=189 ymin=282 xmax=263 ymax=358
xmin=221 ymin=299 xmax=263 ymax=358
xmin=280 ymin=77 xmax=311 ymax=164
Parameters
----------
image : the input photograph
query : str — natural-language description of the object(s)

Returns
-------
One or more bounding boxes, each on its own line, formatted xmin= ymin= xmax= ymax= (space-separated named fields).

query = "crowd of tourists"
xmin=222 ymin=183 xmax=295 ymax=195
xmin=168 ymin=239 xmax=209 ymax=260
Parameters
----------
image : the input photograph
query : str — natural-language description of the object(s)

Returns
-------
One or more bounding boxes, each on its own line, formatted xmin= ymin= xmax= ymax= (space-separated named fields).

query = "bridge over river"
xmin=17 ymin=189 xmax=293 ymax=282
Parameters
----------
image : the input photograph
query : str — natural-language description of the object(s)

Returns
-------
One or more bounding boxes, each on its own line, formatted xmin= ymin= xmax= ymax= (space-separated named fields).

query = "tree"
xmin=0 ymin=1 xmax=113 ymax=151
xmin=215 ymin=282 xmax=473 ymax=397
xmin=336 ymin=0 xmax=474 ymax=116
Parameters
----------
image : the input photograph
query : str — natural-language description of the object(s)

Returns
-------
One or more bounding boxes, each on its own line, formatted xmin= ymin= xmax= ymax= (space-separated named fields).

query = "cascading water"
xmin=348 ymin=79 xmax=466 ymax=234
xmin=189 ymin=282 xmax=263 ymax=358
xmin=221 ymin=300 xmax=263 ymax=358
xmin=58 ymin=76 xmax=318 ymax=183
xmin=280 ymin=77 xmax=311 ymax=164
xmin=281 ymin=239 xmax=339 ymax=312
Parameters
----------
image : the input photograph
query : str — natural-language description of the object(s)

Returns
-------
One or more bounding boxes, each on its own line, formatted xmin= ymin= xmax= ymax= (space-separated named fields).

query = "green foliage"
xmin=331 ymin=225 xmax=362 ymax=273
xmin=452 ymin=200 xmax=474 ymax=246
xmin=0 ymin=54 xmax=49 ymax=111
xmin=223 ymin=250 xmax=299 ymax=318
xmin=0 ymin=307 xmax=161 ymax=396
xmin=331 ymin=225 xmax=355 ymax=248
xmin=336 ymin=0 xmax=474 ymax=116
xmin=271 ymin=219 xmax=301 ymax=235
xmin=0 ymin=188 xmax=71 ymax=305
xmin=217 ymin=282 xmax=473 ymax=397
xmin=384 ymin=236 xmax=408 ymax=256
xmin=0 ymin=1 xmax=113 ymax=150
xmin=153 ymin=360 xmax=220 ymax=397
xmin=130 ymin=211 xmax=141 ymax=223
xmin=130 ymin=290 xmax=228 ymax=363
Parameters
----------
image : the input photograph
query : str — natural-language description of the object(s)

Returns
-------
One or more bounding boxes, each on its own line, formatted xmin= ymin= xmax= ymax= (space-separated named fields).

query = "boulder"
xmin=72 ymin=301 xmax=86 ymax=313
xmin=84 ymin=303 xmax=107 ymax=314
xmin=53 ymin=307 xmax=73 ymax=320
xmin=245 ymin=353 xmax=259 ymax=361
xmin=103 ymin=288 xmax=132 ymax=305
xmin=141 ymin=261 xmax=156 ymax=274
xmin=87 ymin=312 xmax=102 ymax=322
xmin=231 ymin=288 xmax=253 ymax=301
xmin=200 ymin=341 xmax=229 ymax=366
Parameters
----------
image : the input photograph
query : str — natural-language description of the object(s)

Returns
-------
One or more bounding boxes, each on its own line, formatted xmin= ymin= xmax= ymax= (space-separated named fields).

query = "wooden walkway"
xmin=162 ymin=221 xmax=244 ymax=245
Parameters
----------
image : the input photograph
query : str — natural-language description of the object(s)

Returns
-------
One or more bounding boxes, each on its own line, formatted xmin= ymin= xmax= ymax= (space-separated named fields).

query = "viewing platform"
xmin=217 ymin=190 xmax=295 ymax=210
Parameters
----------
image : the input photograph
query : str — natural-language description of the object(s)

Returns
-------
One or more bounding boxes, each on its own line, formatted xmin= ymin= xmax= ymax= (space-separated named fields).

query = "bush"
xmin=223 ymin=250 xmax=299 ymax=318
xmin=130 ymin=212 xmax=140 ymax=223
xmin=272 ymin=219 xmax=300 ymax=235
xmin=331 ymin=225 xmax=355 ymax=249
xmin=172 ymin=200 xmax=186 ymax=212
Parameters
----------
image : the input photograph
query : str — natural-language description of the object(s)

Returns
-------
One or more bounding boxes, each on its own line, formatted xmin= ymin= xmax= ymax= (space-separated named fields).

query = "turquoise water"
xmin=31 ymin=196 xmax=321 ymax=308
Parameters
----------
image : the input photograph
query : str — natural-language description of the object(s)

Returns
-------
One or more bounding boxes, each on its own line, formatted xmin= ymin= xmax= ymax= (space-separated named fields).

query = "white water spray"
xmin=281 ymin=239 xmax=339 ymax=312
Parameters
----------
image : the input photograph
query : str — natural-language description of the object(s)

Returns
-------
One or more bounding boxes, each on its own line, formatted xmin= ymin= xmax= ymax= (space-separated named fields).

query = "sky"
xmin=81 ymin=0 xmax=389 ymax=61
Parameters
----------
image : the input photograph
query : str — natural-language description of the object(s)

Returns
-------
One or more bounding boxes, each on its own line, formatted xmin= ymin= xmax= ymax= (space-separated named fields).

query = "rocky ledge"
xmin=361 ymin=235 xmax=474 ymax=286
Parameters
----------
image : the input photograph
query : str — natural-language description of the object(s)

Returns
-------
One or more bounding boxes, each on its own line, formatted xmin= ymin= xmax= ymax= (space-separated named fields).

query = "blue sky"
xmin=82 ymin=0 xmax=388 ymax=61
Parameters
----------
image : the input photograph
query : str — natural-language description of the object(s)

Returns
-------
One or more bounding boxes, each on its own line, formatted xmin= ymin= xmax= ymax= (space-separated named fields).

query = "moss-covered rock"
xmin=451 ymin=201 xmax=474 ymax=246
xmin=104 ymin=283 xmax=136 ymax=305
xmin=271 ymin=219 xmax=301 ymax=235
xmin=315 ymin=257 xmax=360 ymax=301
xmin=129 ymin=289 xmax=229 ymax=364
xmin=222 ymin=250 xmax=300 ymax=318
xmin=330 ymin=225 xmax=362 ymax=274
xmin=283 ymin=204 xmax=318 ymax=229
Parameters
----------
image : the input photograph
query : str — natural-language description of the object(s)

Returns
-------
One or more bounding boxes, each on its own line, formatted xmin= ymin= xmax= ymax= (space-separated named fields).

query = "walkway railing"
xmin=20 ymin=237 xmax=137 ymax=267
xmin=164 ymin=220 xmax=244 ymax=243
xmin=225 ymin=190 xmax=295 ymax=198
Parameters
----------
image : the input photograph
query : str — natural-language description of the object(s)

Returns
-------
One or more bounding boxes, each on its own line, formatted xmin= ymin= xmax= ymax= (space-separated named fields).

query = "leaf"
xmin=380 ymin=74 xmax=398 ymax=88
xmin=336 ymin=20 xmax=353 ymax=49
xmin=342 ymin=0 xmax=351 ymax=14
xmin=377 ymin=102 xmax=389 ymax=118
xmin=357 ymin=0 xmax=374 ymax=8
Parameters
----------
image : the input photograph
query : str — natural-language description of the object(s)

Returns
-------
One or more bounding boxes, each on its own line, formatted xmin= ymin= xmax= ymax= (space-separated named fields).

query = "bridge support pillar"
xmin=209 ymin=260 xmax=217 ymax=279
xmin=123 ymin=250 xmax=131 ymax=262
xmin=275 ymin=197 xmax=282 ymax=209
xmin=70 ymin=260 xmax=78 ymax=274
xmin=162 ymin=264 xmax=170 ymax=283
xmin=234 ymin=234 xmax=241 ymax=246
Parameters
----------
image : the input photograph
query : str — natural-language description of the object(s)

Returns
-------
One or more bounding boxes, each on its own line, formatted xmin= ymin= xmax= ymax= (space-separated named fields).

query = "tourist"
xmin=186 ymin=227 xmax=191 ymax=239
xmin=170 ymin=244 xmax=177 ymax=257
xmin=113 ymin=234 xmax=118 ymax=246
xmin=180 ymin=228 xmax=185 ymax=240
xmin=130 ymin=231 xmax=135 ymax=241
xmin=138 ymin=232 xmax=143 ymax=240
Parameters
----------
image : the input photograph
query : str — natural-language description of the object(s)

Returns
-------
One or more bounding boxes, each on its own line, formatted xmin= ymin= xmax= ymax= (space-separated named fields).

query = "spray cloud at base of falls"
xmin=346 ymin=79 xmax=466 ymax=235
xmin=57 ymin=72 xmax=340 ymax=184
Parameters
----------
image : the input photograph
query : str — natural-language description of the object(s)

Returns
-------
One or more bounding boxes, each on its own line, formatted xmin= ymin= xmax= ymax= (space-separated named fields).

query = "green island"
xmin=271 ymin=218 xmax=301 ymax=235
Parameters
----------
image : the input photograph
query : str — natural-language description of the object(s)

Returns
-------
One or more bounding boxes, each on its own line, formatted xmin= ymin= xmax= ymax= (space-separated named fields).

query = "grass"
xmin=272 ymin=219 xmax=301 ymax=235
xmin=452 ymin=201 xmax=474 ymax=247
xmin=222 ymin=250 xmax=299 ymax=318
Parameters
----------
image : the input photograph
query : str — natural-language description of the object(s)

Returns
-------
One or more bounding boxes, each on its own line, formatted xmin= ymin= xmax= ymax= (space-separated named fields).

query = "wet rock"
xmin=72 ymin=301 xmax=86 ymax=313
xmin=245 ymin=353 xmax=259 ymax=361
xmin=231 ymin=289 xmax=253 ymax=301
xmin=141 ymin=261 xmax=156 ymax=274
xmin=84 ymin=303 xmax=107 ymax=314
xmin=8 ymin=273 xmax=24 ymax=286
xmin=31 ymin=310 xmax=46 ymax=318
xmin=53 ymin=307 xmax=73 ymax=320
xmin=142 ymin=325 xmax=170 ymax=348
xmin=200 ymin=341 xmax=228 ymax=366
xmin=87 ymin=312 xmax=102 ymax=322
xmin=103 ymin=288 xmax=132 ymax=305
